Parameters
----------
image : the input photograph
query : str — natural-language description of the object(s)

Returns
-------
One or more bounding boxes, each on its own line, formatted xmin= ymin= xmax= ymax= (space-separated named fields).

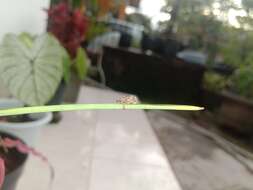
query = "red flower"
xmin=46 ymin=2 xmax=88 ymax=58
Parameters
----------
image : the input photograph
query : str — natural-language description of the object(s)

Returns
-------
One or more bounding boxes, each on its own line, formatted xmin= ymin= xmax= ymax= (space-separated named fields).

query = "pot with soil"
xmin=47 ymin=80 xmax=66 ymax=123
xmin=0 ymin=33 xmax=64 ymax=140
xmin=0 ymin=99 xmax=52 ymax=146
xmin=0 ymin=132 xmax=28 ymax=190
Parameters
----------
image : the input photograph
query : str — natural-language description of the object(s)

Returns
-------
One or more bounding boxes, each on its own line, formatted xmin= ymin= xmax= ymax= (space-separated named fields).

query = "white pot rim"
xmin=0 ymin=99 xmax=52 ymax=129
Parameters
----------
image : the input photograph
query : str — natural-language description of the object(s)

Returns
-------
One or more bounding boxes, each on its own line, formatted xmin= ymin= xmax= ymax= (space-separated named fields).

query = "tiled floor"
xmin=16 ymin=86 xmax=181 ymax=190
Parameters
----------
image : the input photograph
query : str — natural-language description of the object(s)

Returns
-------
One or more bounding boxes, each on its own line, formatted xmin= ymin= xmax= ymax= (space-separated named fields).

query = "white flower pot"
xmin=0 ymin=99 xmax=52 ymax=146
xmin=0 ymin=0 xmax=50 ymax=41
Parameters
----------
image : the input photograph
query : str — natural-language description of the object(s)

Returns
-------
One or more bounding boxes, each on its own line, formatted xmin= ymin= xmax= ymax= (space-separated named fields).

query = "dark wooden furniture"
xmin=101 ymin=46 xmax=206 ymax=105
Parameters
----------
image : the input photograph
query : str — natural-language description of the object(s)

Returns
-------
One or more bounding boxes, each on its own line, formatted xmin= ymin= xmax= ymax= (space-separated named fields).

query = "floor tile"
xmin=95 ymin=117 xmax=157 ymax=145
xmin=89 ymin=158 xmax=181 ymax=190
xmin=16 ymin=87 xmax=181 ymax=190
xmin=93 ymin=142 xmax=169 ymax=167
xmin=17 ymin=111 xmax=95 ymax=190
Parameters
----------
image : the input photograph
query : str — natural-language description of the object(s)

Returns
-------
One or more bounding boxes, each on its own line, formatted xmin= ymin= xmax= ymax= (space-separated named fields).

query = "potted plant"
xmin=0 ymin=0 xmax=50 ymax=98
xmin=46 ymin=2 xmax=90 ymax=103
xmin=0 ymin=132 xmax=28 ymax=190
xmin=0 ymin=32 xmax=65 ymax=145
xmin=0 ymin=131 xmax=52 ymax=190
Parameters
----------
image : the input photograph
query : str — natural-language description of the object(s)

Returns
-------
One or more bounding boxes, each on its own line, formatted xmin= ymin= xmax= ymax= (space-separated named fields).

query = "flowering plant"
xmin=47 ymin=2 xmax=89 ymax=82
xmin=47 ymin=2 xmax=88 ymax=58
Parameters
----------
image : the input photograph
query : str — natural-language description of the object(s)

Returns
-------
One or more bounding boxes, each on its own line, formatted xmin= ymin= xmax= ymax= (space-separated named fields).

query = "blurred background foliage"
xmin=49 ymin=0 xmax=253 ymax=100
xmin=159 ymin=0 xmax=253 ymax=99
xmin=161 ymin=0 xmax=247 ymax=66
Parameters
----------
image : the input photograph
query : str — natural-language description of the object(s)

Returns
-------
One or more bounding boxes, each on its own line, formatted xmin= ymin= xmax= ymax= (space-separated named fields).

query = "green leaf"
xmin=86 ymin=20 xmax=108 ymax=41
xmin=91 ymin=0 xmax=98 ymax=8
xmin=18 ymin=33 xmax=34 ymax=49
xmin=72 ymin=0 xmax=82 ymax=8
xmin=50 ymin=0 xmax=62 ymax=6
xmin=62 ymin=53 xmax=72 ymax=84
xmin=0 ymin=33 xmax=64 ymax=106
xmin=75 ymin=47 xmax=88 ymax=81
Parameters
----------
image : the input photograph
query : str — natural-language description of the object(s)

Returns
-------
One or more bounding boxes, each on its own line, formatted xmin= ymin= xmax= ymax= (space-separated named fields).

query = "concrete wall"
xmin=0 ymin=0 xmax=50 ymax=41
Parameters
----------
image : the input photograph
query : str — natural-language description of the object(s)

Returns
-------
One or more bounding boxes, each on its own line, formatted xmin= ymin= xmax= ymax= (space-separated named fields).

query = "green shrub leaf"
xmin=75 ymin=47 xmax=88 ymax=81
xmin=62 ymin=53 xmax=72 ymax=84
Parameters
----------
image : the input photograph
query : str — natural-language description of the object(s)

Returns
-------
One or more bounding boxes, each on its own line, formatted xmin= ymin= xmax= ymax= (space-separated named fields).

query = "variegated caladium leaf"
xmin=0 ymin=33 xmax=64 ymax=106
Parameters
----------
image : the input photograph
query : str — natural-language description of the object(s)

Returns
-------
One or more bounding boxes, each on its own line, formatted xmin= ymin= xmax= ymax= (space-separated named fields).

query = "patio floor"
xmin=13 ymin=84 xmax=253 ymax=190
xmin=147 ymin=110 xmax=253 ymax=190
xmin=16 ymin=86 xmax=181 ymax=190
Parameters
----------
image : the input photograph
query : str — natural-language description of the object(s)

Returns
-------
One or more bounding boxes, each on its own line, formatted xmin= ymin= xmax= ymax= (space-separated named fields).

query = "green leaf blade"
xmin=62 ymin=53 xmax=72 ymax=84
xmin=75 ymin=47 xmax=88 ymax=81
